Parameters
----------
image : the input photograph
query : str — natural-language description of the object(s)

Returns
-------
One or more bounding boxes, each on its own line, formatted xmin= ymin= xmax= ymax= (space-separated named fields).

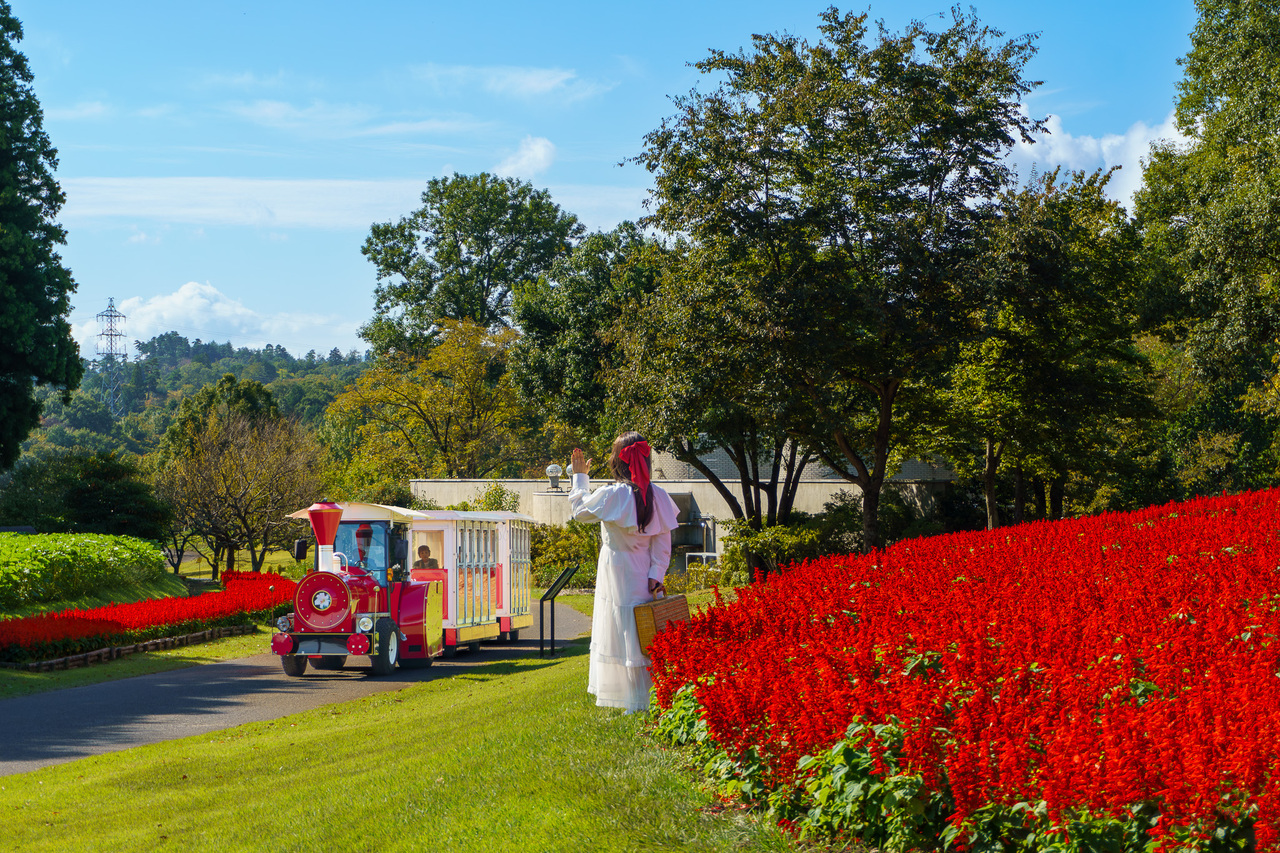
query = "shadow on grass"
xmin=0 ymin=631 xmax=592 ymax=776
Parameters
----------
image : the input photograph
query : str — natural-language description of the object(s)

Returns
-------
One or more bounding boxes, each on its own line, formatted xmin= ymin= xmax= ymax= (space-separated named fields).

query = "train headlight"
xmin=276 ymin=614 xmax=293 ymax=632
xmin=356 ymin=614 xmax=374 ymax=633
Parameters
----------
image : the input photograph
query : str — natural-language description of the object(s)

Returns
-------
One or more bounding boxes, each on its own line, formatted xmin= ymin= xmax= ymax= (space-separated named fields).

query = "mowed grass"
xmin=0 ymin=640 xmax=796 ymax=853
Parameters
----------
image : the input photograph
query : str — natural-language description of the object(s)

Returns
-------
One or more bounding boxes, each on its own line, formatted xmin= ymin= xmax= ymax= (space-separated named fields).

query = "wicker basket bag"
xmin=634 ymin=593 xmax=690 ymax=655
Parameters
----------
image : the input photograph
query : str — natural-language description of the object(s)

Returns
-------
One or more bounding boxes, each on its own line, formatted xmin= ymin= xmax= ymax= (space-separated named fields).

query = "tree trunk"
xmin=1013 ymin=462 xmax=1026 ymax=525
xmin=861 ymin=483 xmax=881 ymax=553
xmin=1032 ymin=477 xmax=1047 ymax=520
xmin=1049 ymin=479 xmax=1065 ymax=520
xmin=984 ymin=438 xmax=1002 ymax=530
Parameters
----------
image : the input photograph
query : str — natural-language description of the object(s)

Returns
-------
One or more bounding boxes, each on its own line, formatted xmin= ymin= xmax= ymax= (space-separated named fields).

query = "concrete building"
xmin=410 ymin=448 xmax=953 ymax=561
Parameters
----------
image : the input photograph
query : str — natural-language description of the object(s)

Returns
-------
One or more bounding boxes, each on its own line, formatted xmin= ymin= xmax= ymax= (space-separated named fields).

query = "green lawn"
xmin=0 ymin=639 xmax=797 ymax=853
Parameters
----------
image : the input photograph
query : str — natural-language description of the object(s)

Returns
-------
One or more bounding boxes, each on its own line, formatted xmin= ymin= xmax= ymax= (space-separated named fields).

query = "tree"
xmin=940 ymin=168 xmax=1151 ymax=528
xmin=0 ymin=2 xmax=83 ymax=469
xmin=511 ymin=222 xmax=664 ymax=446
xmin=1135 ymin=0 xmax=1280 ymax=486
xmin=608 ymin=247 xmax=816 ymax=530
xmin=635 ymin=8 xmax=1041 ymax=548
xmin=0 ymin=450 xmax=171 ymax=540
xmin=155 ymin=413 xmax=321 ymax=575
xmin=327 ymin=319 xmax=531 ymax=480
xmin=361 ymin=172 xmax=584 ymax=357
xmin=159 ymin=373 xmax=278 ymax=462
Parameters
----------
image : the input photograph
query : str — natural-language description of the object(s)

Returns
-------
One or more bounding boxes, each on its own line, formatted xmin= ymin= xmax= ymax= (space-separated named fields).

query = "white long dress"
xmin=569 ymin=472 xmax=680 ymax=712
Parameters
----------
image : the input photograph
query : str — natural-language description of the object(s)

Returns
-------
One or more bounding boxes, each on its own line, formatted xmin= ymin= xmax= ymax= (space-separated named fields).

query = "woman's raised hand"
xmin=570 ymin=447 xmax=592 ymax=475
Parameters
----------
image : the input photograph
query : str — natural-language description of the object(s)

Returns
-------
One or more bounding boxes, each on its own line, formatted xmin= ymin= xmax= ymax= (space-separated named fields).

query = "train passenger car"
xmin=271 ymin=501 xmax=534 ymax=676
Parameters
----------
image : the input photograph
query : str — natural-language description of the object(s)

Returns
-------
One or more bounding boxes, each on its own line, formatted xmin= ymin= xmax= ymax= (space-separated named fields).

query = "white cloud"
xmin=223 ymin=98 xmax=376 ymax=133
xmin=61 ymin=177 xmax=427 ymax=229
xmin=46 ymin=101 xmax=110 ymax=121
xmin=60 ymin=175 xmax=652 ymax=232
xmin=358 ymin=117 xmax=494 ymax=137
xmin=1008 ymin=110 xmax=1188 ymax=209
xmin=413 ymin=62 xmax=614 ymax=103
xmin=72 ymin=282 xmax=362 ymax=359
xmin=494 ymin=136 xmax=556 ymax=178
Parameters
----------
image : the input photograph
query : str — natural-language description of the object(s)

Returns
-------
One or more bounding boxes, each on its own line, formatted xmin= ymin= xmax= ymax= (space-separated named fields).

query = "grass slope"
xmin=0 ymin=641 xmax=795 ymax=853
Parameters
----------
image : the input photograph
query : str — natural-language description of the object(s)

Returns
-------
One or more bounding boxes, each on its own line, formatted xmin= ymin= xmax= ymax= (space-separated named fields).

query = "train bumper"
xmin=272 ymin=633 xmax=374 ymax=656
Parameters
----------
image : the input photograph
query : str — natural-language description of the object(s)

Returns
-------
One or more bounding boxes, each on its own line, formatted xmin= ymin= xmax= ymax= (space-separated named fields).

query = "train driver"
xmin=354 ymin=523 xmax=386 ymax=573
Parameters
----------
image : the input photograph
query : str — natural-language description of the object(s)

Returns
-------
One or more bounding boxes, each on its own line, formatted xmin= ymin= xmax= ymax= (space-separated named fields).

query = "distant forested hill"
xmin=18 ymin=333 xmax=370 ymax=463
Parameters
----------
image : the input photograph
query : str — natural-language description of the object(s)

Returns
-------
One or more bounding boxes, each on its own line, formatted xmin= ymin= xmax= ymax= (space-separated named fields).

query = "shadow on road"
xmin=0 ymin=607 xmax=592 ymax=776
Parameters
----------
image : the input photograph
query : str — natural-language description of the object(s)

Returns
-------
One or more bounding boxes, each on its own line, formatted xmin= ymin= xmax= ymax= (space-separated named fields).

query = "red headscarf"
xmin=617 ymin=439 xmax=652 ymax=507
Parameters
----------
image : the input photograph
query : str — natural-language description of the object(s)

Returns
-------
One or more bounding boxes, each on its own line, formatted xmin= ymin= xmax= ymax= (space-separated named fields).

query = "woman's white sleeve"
xmin=648 ymin=530 xmax=671 ymax=582
xmin=567 ymin=473 xmax=632 ymax=525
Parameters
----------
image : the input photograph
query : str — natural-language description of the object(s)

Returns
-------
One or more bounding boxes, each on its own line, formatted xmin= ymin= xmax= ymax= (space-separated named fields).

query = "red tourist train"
xmin=270 ymin=500 xmax=534 ymax=676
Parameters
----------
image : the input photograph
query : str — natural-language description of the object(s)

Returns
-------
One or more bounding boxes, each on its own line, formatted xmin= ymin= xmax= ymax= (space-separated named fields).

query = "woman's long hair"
xmin=608 ymin=431 xmax=655 ymax=532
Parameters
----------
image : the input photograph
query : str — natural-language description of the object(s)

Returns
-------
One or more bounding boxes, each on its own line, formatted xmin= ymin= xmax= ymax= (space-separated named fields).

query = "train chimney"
xmin=307 ymin=500 xmax=343 ymax=572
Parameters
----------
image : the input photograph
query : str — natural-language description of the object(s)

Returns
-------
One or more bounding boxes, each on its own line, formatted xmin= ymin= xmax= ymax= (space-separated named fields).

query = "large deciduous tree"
xmin=1136 ymin=0 xmax=1280 ymax=484
xmin=360 ymin=172 xmax=584 ymax=358
xmin=942 ymin=168 xmax=1151 ymax=529
xmin=510 ymin=222 xmax=664 ymax=447
xmin=327 ymin=319 xmax=530 ymax=480
xmin=0 ymin=2 xmax=83 ymax=469
xmin=155 ymin=413 xmax=321 ymax=576
xmin=635 ymin=7 xmax=1042 ymax=548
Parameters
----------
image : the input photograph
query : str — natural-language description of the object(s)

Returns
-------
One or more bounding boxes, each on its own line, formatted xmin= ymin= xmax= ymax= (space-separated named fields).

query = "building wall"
xmin=410 ymin=477 xmax=947 ymax=556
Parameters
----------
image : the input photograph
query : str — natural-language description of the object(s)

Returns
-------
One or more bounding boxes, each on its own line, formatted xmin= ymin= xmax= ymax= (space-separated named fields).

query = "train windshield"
xmin=334 ymin=520 xmax=391 ymax=585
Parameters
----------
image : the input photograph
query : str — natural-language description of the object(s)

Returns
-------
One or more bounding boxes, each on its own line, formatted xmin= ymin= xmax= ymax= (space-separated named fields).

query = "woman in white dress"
xmin=569 ymin=432 xmax=679 ymax=713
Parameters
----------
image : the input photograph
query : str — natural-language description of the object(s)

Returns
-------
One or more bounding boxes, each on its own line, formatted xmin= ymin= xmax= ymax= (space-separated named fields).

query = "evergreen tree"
xmin=0 ymin=1 xmax=82 ymax=469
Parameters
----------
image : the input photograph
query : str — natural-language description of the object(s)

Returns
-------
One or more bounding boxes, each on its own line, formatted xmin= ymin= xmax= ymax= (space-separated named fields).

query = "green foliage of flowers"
xmin=653 ymin=690 xmax=1257 ymax=853
xmin=0 ymin=532 xmax=166 ymax=608
xmin=765 ymin=718 xmax=951 ymax=850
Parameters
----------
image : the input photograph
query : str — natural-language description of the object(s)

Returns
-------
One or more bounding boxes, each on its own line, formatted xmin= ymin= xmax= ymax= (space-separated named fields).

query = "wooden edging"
xmin=0 ymin=624 xmax=258 ymax=672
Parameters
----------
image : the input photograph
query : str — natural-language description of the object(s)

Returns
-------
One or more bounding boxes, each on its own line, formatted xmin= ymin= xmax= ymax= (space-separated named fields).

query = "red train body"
xmin=270 ymin=500 xmax=530 ymax=677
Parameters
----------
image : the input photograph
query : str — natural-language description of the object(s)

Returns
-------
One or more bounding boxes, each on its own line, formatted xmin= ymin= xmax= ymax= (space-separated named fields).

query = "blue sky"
xmin=11 ymin=1 xmax=1197 ymax=361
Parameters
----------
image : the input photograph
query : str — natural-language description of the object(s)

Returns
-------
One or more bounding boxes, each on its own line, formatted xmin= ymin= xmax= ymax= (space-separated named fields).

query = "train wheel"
xmin=281 ymin=655 xmax=307 ymax=677
xmin=468 ymin=641 xmax=481 ymax=654
xmin=371 ymin=618 xmax=399 ymax=675
xmin=312 ymin=655 xmax=346 ymax=671
xmin=505 ymin=629 xmax=520 ymax=643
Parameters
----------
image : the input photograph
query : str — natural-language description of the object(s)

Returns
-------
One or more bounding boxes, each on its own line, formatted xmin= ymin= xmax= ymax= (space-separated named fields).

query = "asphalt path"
xmin=0 ymin=601 xmax=592 ymax=777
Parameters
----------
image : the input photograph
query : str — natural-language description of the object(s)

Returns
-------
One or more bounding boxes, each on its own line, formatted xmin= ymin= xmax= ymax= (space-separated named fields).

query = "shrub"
xmin=719 ymin=489 xmax=938 ymax=579
xmin=530 ymin=520 xmax=599 ymax=589
xmin=0 ymin=532 xmax=167 ymax=608
xmin=447 ymin=481 xmax=521 ymax=512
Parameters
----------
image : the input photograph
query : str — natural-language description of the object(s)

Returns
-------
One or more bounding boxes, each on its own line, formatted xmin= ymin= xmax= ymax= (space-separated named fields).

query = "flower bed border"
xmin=0 ymin=624 xmax=257 ymax=672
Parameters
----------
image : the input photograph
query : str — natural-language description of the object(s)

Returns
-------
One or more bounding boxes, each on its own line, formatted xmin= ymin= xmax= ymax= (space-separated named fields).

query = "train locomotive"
xmin=270 ymin=500 xmax=534 ymax=676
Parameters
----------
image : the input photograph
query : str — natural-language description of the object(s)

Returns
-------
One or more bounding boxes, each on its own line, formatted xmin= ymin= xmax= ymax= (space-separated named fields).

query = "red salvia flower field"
xmin=648 ymin=488 xmax=1280 ymax=848
xmin=0 ymin=570 xmax=295 ymax=661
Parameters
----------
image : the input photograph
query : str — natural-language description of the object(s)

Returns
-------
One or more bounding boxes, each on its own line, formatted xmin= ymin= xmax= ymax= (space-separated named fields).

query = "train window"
xmin=411 ymin=530 xmax=445 ymax=577
xmin=334 ymin=521 xmax=391 ymax=585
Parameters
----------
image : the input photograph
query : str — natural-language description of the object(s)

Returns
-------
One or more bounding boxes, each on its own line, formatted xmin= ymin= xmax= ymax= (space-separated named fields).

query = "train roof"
xmin=287 ymin=502 xmax=535 ymax=525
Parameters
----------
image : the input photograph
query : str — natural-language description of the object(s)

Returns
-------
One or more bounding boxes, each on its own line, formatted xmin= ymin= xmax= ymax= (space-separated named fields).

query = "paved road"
xmin=0 ymin=601 xmax=592 ymax=777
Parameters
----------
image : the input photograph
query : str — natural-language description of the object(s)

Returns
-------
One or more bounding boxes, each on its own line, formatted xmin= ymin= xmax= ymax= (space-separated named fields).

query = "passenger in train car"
xmin=568 ymin=431 xmax=680 ymax=713
xmin=413 ymin=545 xmax=438 ymax=571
